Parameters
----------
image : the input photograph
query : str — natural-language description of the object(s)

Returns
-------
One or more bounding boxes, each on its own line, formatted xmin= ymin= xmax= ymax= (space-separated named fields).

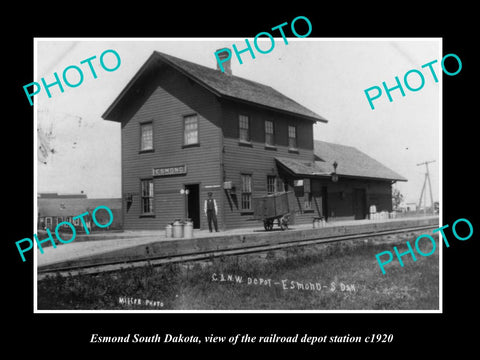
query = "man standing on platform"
xmin=204 ymin=192 xmax=219 ymax=232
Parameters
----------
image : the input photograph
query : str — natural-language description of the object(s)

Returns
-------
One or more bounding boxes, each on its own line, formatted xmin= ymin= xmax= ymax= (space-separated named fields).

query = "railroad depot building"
xmin=102 ymin=51 xmax=406 ymax=230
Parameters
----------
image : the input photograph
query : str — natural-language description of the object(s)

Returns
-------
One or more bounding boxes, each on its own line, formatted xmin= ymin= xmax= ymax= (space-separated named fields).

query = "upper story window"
xmin=288 ymin=125 xmax=297 ymax=149
xmin=265 ymin=120 xmax=274 ymax=146
xmin=184 ymin=114 xmax=199 ymax=146
xmin=239 ymin=114 xmax=250 ymax=142
xmin=140 ymin=122 xmax=153 ymax=151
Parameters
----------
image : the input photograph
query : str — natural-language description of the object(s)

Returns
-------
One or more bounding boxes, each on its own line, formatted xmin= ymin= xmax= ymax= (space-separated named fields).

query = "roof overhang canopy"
xmin=276 ymin=153 xmax=407 ymax=182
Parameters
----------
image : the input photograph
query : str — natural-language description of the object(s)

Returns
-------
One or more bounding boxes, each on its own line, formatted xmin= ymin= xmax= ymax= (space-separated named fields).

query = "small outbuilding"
xmin=37 ymin=193 xmax=122 ymax=231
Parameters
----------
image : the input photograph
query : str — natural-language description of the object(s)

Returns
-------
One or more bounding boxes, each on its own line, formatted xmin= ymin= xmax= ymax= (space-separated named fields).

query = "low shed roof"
xmin=314 ymin=140 xmax=407 ymax=182
xmin=276 ymin=140 xmax=407 ymax=182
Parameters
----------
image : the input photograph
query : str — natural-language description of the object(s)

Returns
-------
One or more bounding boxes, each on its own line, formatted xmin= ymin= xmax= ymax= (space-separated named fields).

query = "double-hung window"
xmin=265 ymin=120 xmax=274 ymax=146
xmin=304 ymin=192 xmax=312 ymax=210
xmin=141 ymin=179 xmax=154 ymax=215
xmin=303 ymin=178 xmax=312 ymax=211
xmin=267 ymin=176 xmax=276 ymax=194
xmin=288 ymin=125 xmax=297 ymax=149
xmin=184 ymin=114 xmax=198 ymax=146
xmin=239 ymin=115 xmax=250 ymax=142
xmin=140 ymin=122 xmax=153 ymax=151
xmin=241 ymin=174 xmax=252 ymax=211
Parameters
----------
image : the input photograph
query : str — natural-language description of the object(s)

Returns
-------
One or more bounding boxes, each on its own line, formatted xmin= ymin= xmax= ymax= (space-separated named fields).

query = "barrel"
xmin=165 ymin=224 xmax=173 ymax=238
xmin=184 ymin=219 xmax=194 ymax=238
xmin=172 ymin=219 xmax=184 ymax=238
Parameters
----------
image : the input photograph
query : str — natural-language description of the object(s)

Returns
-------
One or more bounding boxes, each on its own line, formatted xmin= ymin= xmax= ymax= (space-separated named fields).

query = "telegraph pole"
xmin=417 ymin=160 xmax=435 ymax=214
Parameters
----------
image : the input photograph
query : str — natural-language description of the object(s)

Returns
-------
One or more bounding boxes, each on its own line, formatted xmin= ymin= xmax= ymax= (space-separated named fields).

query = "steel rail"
xmin=37 ymin=224 xmax=438 ymax=280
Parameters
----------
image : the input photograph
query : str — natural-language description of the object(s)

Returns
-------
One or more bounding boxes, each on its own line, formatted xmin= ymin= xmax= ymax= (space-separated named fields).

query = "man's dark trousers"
xmin=207 ymin=210 xmax=218 ymax=232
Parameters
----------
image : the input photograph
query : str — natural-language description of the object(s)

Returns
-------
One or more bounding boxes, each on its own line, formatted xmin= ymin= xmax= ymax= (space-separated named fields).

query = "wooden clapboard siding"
xmin=118 ymin=69 xmax=394 ymax=230
xmin=366 ymin=180 xmax=392 ymax=213
xmin=220 ymin=100 xmax=318 ymax=229
xmin=121 ymin=65 xmax=222 ymax=230
xmin=106 ymin=52 xmax=400 ymax=232
xmin=314 ymin=177 xmax=392 ymax=221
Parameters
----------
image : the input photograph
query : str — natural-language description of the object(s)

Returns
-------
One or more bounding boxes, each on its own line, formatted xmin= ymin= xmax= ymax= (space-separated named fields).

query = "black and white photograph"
xmin=6 ymin=8 xmax=477 ymax=353
xmin=33 ymin=38 xmax=441 ymax=312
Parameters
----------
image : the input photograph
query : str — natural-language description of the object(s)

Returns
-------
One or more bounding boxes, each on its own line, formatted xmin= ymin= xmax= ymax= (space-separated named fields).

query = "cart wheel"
xmin=268 ymin=220 xmax=274 ymax=231
xmin=264 ymin=220 xmax=273 ymax=231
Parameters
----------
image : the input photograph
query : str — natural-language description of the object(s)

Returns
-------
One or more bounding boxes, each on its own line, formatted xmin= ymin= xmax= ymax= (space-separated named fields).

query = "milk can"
xmin=165 ymin=223 xmax=173 ymax=238
xmin=184 ymin=219 xmax=194 ymax=238
xmin=172 ymin=219 xmax=184 ymax=238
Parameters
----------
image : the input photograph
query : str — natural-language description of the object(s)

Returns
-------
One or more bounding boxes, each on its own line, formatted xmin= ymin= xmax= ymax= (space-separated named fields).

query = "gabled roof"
xmin=102 ymin=51 xmax=327 ymax=123
xmin=313 ymin=140 xmax=407 ymax=181
xmin=276 ymin=140 xmax=407 ymax=182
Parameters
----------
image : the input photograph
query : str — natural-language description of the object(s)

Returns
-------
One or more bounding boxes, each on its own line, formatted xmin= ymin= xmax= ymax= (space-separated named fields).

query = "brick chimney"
xmin=216 ymin=48 xmax=232 ymax=75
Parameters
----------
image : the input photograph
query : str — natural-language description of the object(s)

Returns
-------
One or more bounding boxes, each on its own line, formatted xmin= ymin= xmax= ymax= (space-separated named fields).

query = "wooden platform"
xmin=37 ymin=216 xmax=439 ymax=273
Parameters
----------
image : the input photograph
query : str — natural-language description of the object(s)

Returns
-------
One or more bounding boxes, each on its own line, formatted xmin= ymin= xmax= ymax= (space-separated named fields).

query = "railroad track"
xmin=37 ymin=223 xmax=438 ymax=281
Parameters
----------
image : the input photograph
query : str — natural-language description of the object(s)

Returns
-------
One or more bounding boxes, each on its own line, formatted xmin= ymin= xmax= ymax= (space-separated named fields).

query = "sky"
xmin=35 ymin=38 xmax=441 ymax=205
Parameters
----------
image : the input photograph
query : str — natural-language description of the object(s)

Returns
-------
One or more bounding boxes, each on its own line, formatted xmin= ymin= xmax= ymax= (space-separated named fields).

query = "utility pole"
xmin=417 ymin=160 xmax=435 ymax=215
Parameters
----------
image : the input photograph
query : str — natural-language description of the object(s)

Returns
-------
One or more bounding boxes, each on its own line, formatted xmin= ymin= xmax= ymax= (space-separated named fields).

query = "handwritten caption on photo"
xmin=211 ymin=273 xmax=357 ymax=293
xmin=118 ymin=296 xmax=164 ymax=308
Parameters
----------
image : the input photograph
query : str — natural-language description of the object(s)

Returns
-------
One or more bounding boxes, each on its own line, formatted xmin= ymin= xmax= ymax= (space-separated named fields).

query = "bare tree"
xmin=392 ymin=187 xmax=404 ymax=211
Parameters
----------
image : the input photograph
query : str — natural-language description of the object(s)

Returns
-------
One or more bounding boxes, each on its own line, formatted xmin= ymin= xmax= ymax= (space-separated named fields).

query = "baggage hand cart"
xmin=252 ymin=192 xmax=291 ymax=231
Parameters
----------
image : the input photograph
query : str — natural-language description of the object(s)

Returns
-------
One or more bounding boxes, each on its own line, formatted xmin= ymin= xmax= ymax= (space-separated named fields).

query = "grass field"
xmin=37 ymin=232 xmax=439 ymax=311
